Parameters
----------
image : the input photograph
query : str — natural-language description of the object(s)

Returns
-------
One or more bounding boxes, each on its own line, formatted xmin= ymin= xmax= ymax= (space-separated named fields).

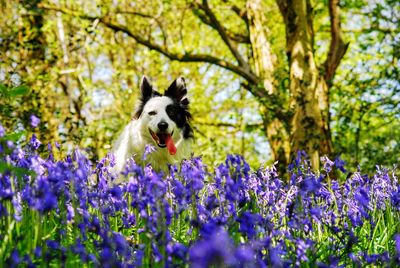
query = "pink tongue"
xmin=165 ymin=134 xmax=176 ymax=155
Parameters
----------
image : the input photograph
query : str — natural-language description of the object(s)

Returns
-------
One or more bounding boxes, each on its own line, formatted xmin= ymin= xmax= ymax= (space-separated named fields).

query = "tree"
xmin=1 ymin=0 xmax=398 ymax=173
xmin=39 ymin=0 xmax=349 ymax=172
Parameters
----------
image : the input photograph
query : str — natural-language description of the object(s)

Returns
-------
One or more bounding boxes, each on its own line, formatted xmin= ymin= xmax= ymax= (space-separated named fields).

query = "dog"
xmin=112 ymin=76 xmax=193 ymax=174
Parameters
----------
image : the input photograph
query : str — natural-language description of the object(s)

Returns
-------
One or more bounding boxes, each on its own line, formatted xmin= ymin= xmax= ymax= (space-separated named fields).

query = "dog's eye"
xmin=148 ymin=111 xmax=157 ymax=116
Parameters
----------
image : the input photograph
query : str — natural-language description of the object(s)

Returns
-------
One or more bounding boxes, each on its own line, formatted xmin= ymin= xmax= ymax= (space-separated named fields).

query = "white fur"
xmin=112 ymin=96 xmax=192 ymax=175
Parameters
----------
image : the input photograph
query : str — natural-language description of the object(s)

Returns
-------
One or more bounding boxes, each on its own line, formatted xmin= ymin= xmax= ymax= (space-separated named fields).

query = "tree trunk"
xmin=247 ymin=0 xmax=291 ymax=173
xmin=277 ymin=0 xmax=333 ymax=169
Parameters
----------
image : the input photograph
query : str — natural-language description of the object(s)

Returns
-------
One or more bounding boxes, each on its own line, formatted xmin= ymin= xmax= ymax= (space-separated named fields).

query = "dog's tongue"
xmin=165 ymin=134 xmax=176 ymax=155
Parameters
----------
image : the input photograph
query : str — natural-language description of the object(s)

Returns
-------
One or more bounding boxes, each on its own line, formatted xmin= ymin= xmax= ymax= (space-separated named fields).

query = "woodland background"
xmin=0 ymin=0 xmax=399 ymax=172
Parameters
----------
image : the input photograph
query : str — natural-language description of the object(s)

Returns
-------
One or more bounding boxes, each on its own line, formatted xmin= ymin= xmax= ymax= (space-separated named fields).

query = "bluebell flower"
xmin=109 ymin=185 xmax=123 ymax=199
xmin=30 ymin=114 xmax=40 ymax=128
xmin=354 ymin=186 xmax=370 ymax=209
xmin=6 ymin=140 xmax=14 ymax=149
xmin=29 ymin=134 xmax=41 ymax=150
xmin=300 ymin=175 xmax=322 ymax=194
xmin=348 ymin=252 xmax=361 ymax=266
xmin=0 ymin=203 xmax=8 ymax=217
xmin=112 ymin=231 xmax=129 ymax=256
xmin=100 ymin=247 xmax=114 ymax=267
xmin=237 ymin=212 xmax=262 ymax=239
xmin=9 ymin=249 xmax=20 ymax=267
xmin=189 ymin=229 xmax=235 ymax=268
xmin=234 ymin=245 xmax=255 ymax=266
xmin=142 ymin=144 xmax=156 ymax=161
xmin=334 ymin=157 xmax=347 ymax=173
xmin=152 ymin=242 xmax=163 ymax=263
xmin=295 ymin=238 xmax=313 ymax=264
xmin=169 ymin=242 xmax=188 ymax=260
xmin=67 ymin=203 xmax=75 ymax=222
xmin=12 ymin=192 xmax=22 ymax=221
xmin=46 ymin=240 xmax=60 ymax=250
xmin=54 ymin=141 xmax=61 ymax=150
xmin=391 ymin=187 xmax=400 ymax=210
xmin=321 ymin=156 xmax=334 ymax=173
xmin=0 ymin=122 xmax=5 ymax=137
xmin=134 ymin=249 xmax=144 ymax=266
xmin=269 ymin=247 xmax=283 ymax=267
xmin=394 ymin=234 xmax=400 ymax=255
xmin=34 ymin=246 xmax=42 ymax=258
xmin=37 ymin=190 xmax=58 ymax=213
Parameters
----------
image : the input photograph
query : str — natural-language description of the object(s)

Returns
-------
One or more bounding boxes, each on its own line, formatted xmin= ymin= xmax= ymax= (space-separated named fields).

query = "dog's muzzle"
xmin=149 ymin=129 xmax=177 ymax=155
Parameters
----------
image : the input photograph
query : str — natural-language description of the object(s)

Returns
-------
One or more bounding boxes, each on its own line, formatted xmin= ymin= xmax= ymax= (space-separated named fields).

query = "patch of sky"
xmin=92 ymin=88 xmax=114 ymax=108
xmin=91 ymin=55 xmax=113 ymax=85
xmin=0 ymin=69 xmax=5 ymax=81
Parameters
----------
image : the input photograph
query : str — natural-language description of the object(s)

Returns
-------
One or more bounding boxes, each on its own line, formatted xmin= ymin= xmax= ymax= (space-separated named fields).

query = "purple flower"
xmin=391 ymin=187 xmax=400 ymax=209
xmin=134 ymin=249 xmax=144 ymax=266
xmin=30 ymin=134 xmax=41 ymax=150
xmin=34 ymin=246 xmax=42 ymax=257
xmin=334 ymin=157 xmax=347 ymax=173
xmin=321 ymin=156 xmax=334 ymax=173
xmin=6 ymin=140 xmax=14 ymax=149
xmin=55 ymin=141 xmax=60 ymax=150
xmin=67 ymin=203 xmax=75 ymax=222
xmin=189 ymin=229 xmax=235 ymax=268
xmin=0 ymin=203 xmax=8 ymax=217
xmin=395 ymin=234 xmax=400 ymax=255
xmin=355 ymin=187 xmax=370 ymax=209
xmin=269 ymin=247 xmax=283 ymax=267
xmin=30 ymin=114 xmax=40 ymax=128
xmin=46 ymin=240 xmax=60 ymax=250
xmin=142 ymin=144 xmax=156 ymax=161
xmin=36 ymin=190 xmax=58 ymax=213
xmin=295 ymin=239 xmax=313 ymax=264
xmin=237 ymin=212 xmax=262 ymax=239
xmin=12 ymin=193 xmax=22 ymax=221
xmin=170 ymin=242 xmax=188 ymax=260
xmin=9 ymin=249 xmax=20 ymax=266
xmin=0 ymin=123 xmax=5 ymax=137
xmin=300 ymin=175 xmax=322 ymax=193
xmin=234 ymin=245 xmax=255 ymax=266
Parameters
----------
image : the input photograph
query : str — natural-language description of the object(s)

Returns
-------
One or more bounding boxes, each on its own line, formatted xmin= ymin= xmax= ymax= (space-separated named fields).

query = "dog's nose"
xmin=158 ymin=121 xmax=168 ymax=131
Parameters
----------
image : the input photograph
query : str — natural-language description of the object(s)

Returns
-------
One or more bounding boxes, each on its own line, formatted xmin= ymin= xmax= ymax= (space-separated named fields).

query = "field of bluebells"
xmin=1 ymin=123 xmax=400 ymax=267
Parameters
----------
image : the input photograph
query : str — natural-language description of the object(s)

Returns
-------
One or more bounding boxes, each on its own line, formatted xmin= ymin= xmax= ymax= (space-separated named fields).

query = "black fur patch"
xmin=166 ymin=101 xmax=193 ymax=139
xmin=133 ymin=76 xmax=161 ymax=119
xmin=133 ymin=90 xmax=161 ymax=119
xmin=164 ymin=77 xmax=193 ymax=139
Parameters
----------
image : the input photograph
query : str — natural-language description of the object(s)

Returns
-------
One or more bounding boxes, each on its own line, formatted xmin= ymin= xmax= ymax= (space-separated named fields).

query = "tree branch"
xmin=192 ymin=6 xmax=250 ymax=43
xmin=192 ymin=0 xmax=250 ymax=70
xmin=324 ymin=0 xmax=349 ymax=87
xmin=39 ymin=4 xmax=260 ymax=85
xmin=194 ymin=119 xmax=263 ymax=130
xmin=221 ymin=0 xmax=250 ymax=27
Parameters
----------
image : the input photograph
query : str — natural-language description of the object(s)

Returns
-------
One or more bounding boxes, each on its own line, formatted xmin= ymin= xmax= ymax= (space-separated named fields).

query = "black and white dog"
xmin=112 ymin=76 xmax=193 ymax=173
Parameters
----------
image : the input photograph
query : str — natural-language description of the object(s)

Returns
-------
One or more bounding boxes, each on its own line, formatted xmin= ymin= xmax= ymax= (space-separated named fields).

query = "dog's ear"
xmin=165 ymin=77 xmax=188 ymax=104
xmin=140 ymin=75 xmax=154 ymax=100
xmin=133 ymin=76 xmax=156 ymax=119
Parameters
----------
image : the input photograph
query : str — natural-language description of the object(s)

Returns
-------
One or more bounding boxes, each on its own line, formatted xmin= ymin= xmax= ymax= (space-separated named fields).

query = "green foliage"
xmin=331 ymin=0 xmax=400 ymax=171
xmin=0 ymin=0 xmax=398 ymax=169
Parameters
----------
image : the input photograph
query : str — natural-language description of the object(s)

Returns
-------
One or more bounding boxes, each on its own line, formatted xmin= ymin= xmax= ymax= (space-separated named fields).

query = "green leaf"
xmin=0 ymin=161 xmax=33 ymax=178
xmin=3 ymin=130 xmax=27 ymax=142
xmin=9 ymin=85 xmax=29 ymax=97
xmin=0 ymin=83 xmax=7 ymax=93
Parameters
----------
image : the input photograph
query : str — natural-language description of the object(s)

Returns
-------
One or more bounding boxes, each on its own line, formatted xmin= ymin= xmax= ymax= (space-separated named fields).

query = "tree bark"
xmin=246 ymin=0 xmax=290 ymax=173
xmin=277 ymin=0 xmax=333 ymax=169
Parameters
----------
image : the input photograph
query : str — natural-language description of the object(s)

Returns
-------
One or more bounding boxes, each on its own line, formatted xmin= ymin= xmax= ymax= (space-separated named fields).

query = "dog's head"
xmin=133 ymin=76 xmax=193 ymax=155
